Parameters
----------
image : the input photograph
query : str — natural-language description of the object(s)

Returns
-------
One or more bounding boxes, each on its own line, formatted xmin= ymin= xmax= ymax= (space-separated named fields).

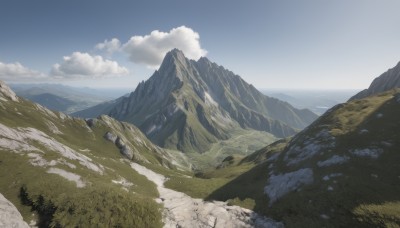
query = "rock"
xmin=264 ymin=168 xmax=314 ymax=206
xmin=0 ymin=80 xmax=19 ymax=102
xmin=350 ymin=61 xmax=400 ymax=100
xmin=104 ymin=132 xmax=117 ymax=143
xmin=85 ymin=118 xmax=97 ymax=128
xmin=115 ymin=137 xmax=134 ymax=160
xmin=0 ymin=193 xmax=29 ymax=228
xmin=317 ymin=155 xmax=350 ymax=167
xmin=130 ymin=162 xmax=284 ymax=228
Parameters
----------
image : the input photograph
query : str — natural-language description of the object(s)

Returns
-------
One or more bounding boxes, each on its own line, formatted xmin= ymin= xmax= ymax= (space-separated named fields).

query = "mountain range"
xmin=11 ymin=84 xmax=130 ymax=114
xmin=1 ymin=51 xmax=400 ymax=227
xmin=76 ymin=49 xmax=317 ymax=153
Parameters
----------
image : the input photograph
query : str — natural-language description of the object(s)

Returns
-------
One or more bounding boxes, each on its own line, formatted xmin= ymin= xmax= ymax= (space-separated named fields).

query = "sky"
xmin=0 ymin=0 xmax=399 ymax=90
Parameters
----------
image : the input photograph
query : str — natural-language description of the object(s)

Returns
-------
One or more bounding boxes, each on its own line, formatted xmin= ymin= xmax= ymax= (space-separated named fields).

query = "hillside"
xmin=87 ymin=49 xmax=317 ymax=153
xmin=0 ymin=80 xmax=183 ymax=227
xmin=0 ymin=80 xmax=284 ymax=227
xmin=162 ymin=89 xmax=400 ymax=227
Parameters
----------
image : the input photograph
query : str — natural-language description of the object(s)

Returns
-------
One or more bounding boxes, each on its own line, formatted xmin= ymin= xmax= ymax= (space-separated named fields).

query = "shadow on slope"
xmin=205 ymin=92 xmax=400 ymax=227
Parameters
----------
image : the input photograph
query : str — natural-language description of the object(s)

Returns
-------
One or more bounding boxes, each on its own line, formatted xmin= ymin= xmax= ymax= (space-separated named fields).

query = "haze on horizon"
xmin=0 ymin=0 xmax=399 ymax=90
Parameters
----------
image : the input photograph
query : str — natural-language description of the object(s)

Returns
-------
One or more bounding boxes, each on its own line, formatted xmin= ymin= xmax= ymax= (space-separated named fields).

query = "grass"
xmin=0 ymin=97 xmax=172 ymax=227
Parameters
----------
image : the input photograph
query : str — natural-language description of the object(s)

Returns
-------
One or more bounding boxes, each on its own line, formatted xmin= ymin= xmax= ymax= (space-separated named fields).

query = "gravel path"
xmin=131 ymin=163 xmax=283 ymax=228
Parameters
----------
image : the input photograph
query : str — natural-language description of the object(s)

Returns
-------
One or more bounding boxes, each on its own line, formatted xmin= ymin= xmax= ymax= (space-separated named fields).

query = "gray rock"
xmin=0 ymin=193 xmax=29 ymax=228
xmin=0 ymin=80 xmax=19 ymax=102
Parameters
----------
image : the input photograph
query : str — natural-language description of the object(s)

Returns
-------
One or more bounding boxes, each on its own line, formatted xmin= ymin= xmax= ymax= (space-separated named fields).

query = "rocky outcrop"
xmin=350 ymin=61 xmax=400 ymax=100
xmin=0 ymin=80 xmax=19 ymax=102
xmin=0 ymin=193 xmax=29 ymax=228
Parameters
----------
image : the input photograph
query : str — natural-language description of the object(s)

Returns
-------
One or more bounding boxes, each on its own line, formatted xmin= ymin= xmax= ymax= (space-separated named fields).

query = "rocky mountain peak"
xmin=102 ymin=49 xmax=318 ymax=153
xmin=158 ymin=49 xmax=189 ymax=74
xmin=350 ymin=60 xmax=400 ymax=100
xmin=0 ymin=80 xmax=19 ymax=102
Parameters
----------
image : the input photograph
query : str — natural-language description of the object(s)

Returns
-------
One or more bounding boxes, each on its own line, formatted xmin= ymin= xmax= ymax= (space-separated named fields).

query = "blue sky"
xmin=0 ymin=0 xmax=399 ymax=89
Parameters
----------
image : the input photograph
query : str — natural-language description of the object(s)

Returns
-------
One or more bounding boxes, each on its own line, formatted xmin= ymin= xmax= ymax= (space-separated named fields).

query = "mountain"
xmin=98 ymin=49 xmax=317 ymax=153
xmin=195 ymin=88 xmax=400 ymax=227
xmin=0 ymin=80 xmax=185 ymax=227
xmin=0 ymin=80 xmax=284 ymax=227
xmin=27 ymin=93 xmax=77 ymax=111
xmin=262 ymin=89 xmax=358 ymax=115
xmin=350 ymin=61 xmax=400 ymax=100
xmin=71 ymin=95 xmax=126 ymax=118
xmin=10 ymin=84 xmax=130 ymax=114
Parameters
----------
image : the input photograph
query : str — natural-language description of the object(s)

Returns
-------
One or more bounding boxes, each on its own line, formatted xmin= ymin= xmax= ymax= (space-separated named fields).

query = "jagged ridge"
xmin=107 ymin=49 xmax=317 ymax=153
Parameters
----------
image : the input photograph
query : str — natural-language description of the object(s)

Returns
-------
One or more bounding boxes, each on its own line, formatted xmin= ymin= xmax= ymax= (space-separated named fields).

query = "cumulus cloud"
xmin=122 ymin=26 xmax=207 ymax=68
xmin=0 ymin=61 xmax=46 ymax=81
xmin=50 ymin=52 xmax=129 ymax=78
xmin=95 ymin=38 xmax=121 ymax=55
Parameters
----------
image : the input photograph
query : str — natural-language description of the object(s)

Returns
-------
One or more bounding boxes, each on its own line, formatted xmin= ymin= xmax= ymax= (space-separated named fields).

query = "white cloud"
xmin=122 ymin=26 xmax=207 ymax=68
xmin=95 ymin=38 xmax=121 ymax=55
xmin=50 ymin=52 xmax=129 ymax=78
xmin=0 ymin=61 xmax=46 ymax=81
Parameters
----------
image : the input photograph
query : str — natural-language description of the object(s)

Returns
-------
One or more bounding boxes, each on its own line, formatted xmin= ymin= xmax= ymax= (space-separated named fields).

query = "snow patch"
xmin=47 ymin=168 xmax=85 ymax=188
xmin=359 ymin=129 xmax=369 ymax=134
xmin=376 ymin=113 xmax=383 ymax=118
xmin=264 ymin=168 xmax=314 ymax=206
xmin=317 ymin=155 xmax=349 ymax=167
xmin=350 ymin=148 xmax=383 ymax=159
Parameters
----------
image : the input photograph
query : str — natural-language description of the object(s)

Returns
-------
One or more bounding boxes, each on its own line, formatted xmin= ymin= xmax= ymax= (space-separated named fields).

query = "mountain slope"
xmin=0 ymin=80 xmax=286 ymax=227
xmin=202 ymin=89 xmax=400 ymax=227
xmin=105 ymin=49 xmax=317 ymax=153
xmin=350 ymin=61 xmax=400 ymax=100
xmin=0 ymin=80 xmax=191 ymax=227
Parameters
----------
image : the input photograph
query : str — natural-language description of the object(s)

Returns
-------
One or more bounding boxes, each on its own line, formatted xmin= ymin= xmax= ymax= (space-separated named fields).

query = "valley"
xmin=2 ymin=1 xmax=400 ymax=227
xmin=1 ymin=51 xmax=400 ymax=227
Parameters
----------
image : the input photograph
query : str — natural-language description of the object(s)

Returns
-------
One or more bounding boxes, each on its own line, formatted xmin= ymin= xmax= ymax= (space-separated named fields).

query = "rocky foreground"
xmin=0 ymin=193 xmax=29 ymax=228
xmin=131 ymin=163 xmax=283 ymax=228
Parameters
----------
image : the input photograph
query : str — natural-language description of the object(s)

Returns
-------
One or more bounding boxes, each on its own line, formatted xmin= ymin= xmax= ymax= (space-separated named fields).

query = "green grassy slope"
xmin=0 ymin=83 xmax=191 ymax=227
xmin=166 ymin=89 xmax=400 ymax=227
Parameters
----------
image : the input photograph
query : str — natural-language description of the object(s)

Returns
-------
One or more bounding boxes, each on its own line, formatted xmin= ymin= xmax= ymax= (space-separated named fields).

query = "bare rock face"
xmin=350 ymin=61 xmax=400 ymax=100
xmin=0 ymin=193 xmax=29 ymax=228
xmin=0 ymin=80 xmax=19 ymax=102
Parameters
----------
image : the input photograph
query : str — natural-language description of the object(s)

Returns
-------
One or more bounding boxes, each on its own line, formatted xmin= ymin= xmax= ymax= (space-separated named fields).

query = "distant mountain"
xmin=350 ymin=61 xmax=400 ymax=100
xmin=206 ymin=88 xmax=400 ymax=227
xmin=262 ymin=90 xmax=358 ymax=115
xmin=10 ymin=84 xmax=131 ymax=114
xmin=71 ymin=95 xmax=127 ymax=118
xmin=94 ymin=49 xmax=317 ymax=153
xmin=27 ymin=93 xmax=77 ymax=111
